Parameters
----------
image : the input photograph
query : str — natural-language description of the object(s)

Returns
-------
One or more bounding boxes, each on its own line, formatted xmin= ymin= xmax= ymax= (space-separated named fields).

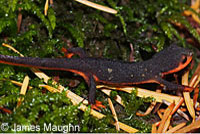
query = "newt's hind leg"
xmin=86 ymin=74 xmax=105 ymax=110
xmin=155 ymin=77 xmax=193 ymax=92
xmin=62 ymin=47 xmax=88 ymax=58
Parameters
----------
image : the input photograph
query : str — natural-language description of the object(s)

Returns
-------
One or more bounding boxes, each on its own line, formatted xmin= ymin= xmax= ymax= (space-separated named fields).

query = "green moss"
xmin=0 ymin=0 xmax=199 ymax=133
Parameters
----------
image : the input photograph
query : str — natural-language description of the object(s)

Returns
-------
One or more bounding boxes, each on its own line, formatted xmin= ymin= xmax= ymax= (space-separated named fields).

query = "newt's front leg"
xmin=87 ymin=74 xmax=105 ymax=110
xmin=155 ymin=77 xmax=193 ymax=92
xmin=61 ymin=48 xmax=105 ymax=109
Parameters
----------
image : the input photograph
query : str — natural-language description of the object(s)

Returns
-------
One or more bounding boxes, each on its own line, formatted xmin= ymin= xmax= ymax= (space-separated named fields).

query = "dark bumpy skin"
xmin=0 ymin=45 xmax=193 ymax=105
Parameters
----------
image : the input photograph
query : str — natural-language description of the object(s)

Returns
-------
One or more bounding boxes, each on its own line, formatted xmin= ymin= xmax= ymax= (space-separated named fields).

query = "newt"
xmin=0 ymin=44 xmax=193 ymax=109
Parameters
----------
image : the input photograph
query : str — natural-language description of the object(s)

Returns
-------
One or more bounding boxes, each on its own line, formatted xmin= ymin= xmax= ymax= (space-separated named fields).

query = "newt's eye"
xmin=181 ymin=55 xmax=187 ymax=64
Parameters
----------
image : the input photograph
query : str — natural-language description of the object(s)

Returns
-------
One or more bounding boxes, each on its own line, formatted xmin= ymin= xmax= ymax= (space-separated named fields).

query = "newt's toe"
xmin=0 ymin=107 xmax=12 ymax=114
xmin=91 ymin=105 xmax=101 ymax=111
xmin=183 ymin=86 xmax=194 ymax=92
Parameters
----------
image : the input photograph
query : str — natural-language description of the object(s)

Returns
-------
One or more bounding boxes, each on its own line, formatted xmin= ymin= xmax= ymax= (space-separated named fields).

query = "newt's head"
xmin=152 ymin=44 xmax=193 ymax=76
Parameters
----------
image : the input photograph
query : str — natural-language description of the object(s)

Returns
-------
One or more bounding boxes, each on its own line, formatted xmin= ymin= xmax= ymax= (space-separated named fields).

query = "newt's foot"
xmin=91 ymin=100 xmax=106 ymax=111
xmin=61 ymin=47 xmax=74 ymax=58
xmin=183 ymin=86 xmax=194 ymax=92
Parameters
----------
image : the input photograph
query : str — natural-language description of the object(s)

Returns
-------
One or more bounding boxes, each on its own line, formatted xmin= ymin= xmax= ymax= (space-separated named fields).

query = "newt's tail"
xmin=0 ymin=54 xmax=75 ymax=71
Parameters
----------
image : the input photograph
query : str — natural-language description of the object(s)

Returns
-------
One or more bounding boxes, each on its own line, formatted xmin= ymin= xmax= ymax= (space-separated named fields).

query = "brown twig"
xmin=157 ymin=102 xmax=175 ymax=133
xmin=74 ymin=0 xmax=117 ymax=14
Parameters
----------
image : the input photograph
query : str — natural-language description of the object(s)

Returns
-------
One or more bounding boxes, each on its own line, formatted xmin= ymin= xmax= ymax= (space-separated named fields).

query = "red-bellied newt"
xmin=0 ymin=44 xmax=193 ymax=110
